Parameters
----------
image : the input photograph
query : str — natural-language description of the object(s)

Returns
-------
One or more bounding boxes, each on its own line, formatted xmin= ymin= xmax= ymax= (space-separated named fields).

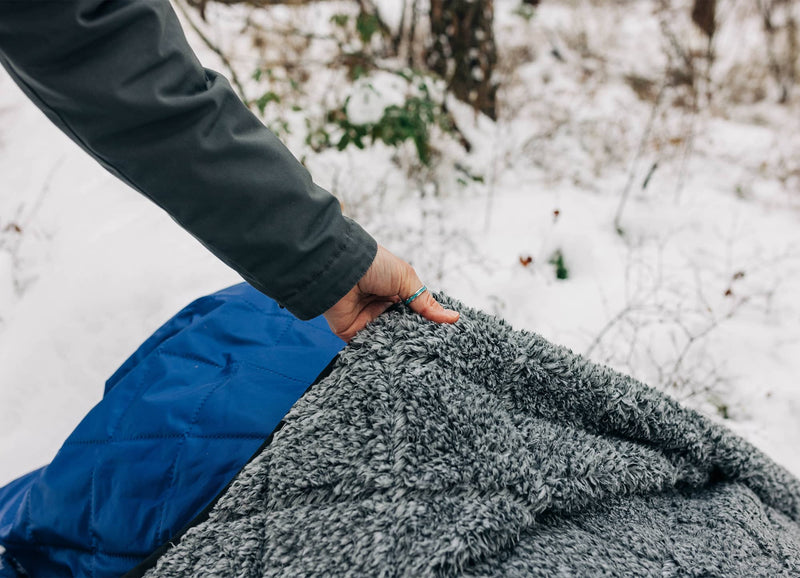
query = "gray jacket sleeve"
xmin=0 ymin=0 xmax=377 ymax=320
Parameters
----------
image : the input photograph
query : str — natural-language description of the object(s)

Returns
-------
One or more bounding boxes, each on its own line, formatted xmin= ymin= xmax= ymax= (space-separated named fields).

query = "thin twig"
xmin=484 ymin=124 xmax=499 ymax=231
xmin=407 ymin=0 xmax=419 ymax=69
xmin=392 ymin=0 xmax=408 ymax=57
xmin=584 ymin=303 xmax=636 ymax=358
xmin=245 ymin=16 xmax=338 ymax=42
xmin=614 ymin=80 xmax=666 ymax=233
xmin=22 ymin=157 xmax=65 ymax=228
xmin=175 ymin=0 xmax=249 ymax=102
xmin=667 ymin=300 xmax=742 ymax=386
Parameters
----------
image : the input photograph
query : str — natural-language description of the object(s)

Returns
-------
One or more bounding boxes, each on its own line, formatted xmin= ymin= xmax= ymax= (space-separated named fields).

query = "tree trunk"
xmin=426 ymin=0 xmax=498 ymax=120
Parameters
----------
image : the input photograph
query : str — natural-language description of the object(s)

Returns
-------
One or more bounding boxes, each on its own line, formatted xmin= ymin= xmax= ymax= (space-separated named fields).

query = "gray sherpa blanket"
xmin=145 ymin=293 xmax=800 ymax=577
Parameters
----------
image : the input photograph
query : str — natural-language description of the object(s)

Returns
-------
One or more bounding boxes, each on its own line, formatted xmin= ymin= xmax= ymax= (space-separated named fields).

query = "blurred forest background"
xmin=0 ymin=0 xmax=798 ymax=481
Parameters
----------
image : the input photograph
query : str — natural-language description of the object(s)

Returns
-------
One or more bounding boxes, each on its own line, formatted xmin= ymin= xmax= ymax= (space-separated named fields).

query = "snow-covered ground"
xmin=1 ymin=0 xmax=798 ymax=486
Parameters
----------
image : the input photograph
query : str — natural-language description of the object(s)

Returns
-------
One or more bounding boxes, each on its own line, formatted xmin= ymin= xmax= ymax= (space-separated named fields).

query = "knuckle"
xmin=414 ymin=290 xmax=436 ymax=312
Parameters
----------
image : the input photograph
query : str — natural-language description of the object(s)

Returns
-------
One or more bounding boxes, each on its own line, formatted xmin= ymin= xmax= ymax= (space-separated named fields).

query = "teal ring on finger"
xmin=404 ymin=285 xmax=427 ymax=306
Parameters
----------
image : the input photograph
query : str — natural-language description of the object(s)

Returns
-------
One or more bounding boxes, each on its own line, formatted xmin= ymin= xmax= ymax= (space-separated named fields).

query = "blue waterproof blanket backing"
xmin=0 ymin=284 xmax=344 ymax=576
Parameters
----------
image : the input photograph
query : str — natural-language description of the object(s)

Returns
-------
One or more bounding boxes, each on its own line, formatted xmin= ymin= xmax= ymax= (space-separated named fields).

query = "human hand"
xmin=323 ymin=244 xmax=460 ymax=342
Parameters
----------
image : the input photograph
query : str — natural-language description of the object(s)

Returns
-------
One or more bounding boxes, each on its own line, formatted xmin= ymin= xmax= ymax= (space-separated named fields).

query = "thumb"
xmin=401 ymin=274 xmax=459 ymax=324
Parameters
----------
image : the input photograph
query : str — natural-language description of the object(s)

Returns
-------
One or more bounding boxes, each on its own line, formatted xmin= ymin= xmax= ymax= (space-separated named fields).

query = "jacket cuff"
xmin=275 ymin=218 xmax=378 ymax=321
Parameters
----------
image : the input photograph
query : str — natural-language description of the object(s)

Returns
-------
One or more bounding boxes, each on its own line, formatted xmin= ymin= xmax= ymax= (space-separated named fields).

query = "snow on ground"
xmin=0 ymin=75 xmax=239 ymax=484
xmin=0 ymin=0 xmax=798 ymax=486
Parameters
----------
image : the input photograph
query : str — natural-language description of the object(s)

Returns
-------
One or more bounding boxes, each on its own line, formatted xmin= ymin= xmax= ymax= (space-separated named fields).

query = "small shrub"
xmin=308 ymin=76 xmax=455 ymax=167
xmin=253 ymin=91 xmax=281 ymax=115
xmin=548 ymin=249 xmax=569 ymax=280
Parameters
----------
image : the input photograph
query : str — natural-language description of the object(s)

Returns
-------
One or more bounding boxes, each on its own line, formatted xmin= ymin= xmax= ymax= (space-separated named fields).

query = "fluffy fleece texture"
xmin=145 ymin=293 xmax=800 ymax=577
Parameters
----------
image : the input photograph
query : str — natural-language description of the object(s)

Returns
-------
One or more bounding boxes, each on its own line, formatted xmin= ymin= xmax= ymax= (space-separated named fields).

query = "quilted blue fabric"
xmin=0 ymin=284 xmax=344 ymax=577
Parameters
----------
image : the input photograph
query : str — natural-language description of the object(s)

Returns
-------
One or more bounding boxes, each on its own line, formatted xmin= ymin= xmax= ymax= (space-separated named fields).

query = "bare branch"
xmin=175 ymin=0 xmax=249 ymax=102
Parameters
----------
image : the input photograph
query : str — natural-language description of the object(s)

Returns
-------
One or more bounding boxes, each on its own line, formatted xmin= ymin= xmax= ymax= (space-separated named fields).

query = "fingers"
xmin=332 ymin=298 xmax=396 ymax=343
xmin=324 ymin=243 xmax=459 ymax=344
xmin=402 ymin=270 xmax=459 ymax=324
xmin=407 ymin=289 xmax=460 ymax=324
xmin=361 ymin=244 xmax=458 ymax=324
